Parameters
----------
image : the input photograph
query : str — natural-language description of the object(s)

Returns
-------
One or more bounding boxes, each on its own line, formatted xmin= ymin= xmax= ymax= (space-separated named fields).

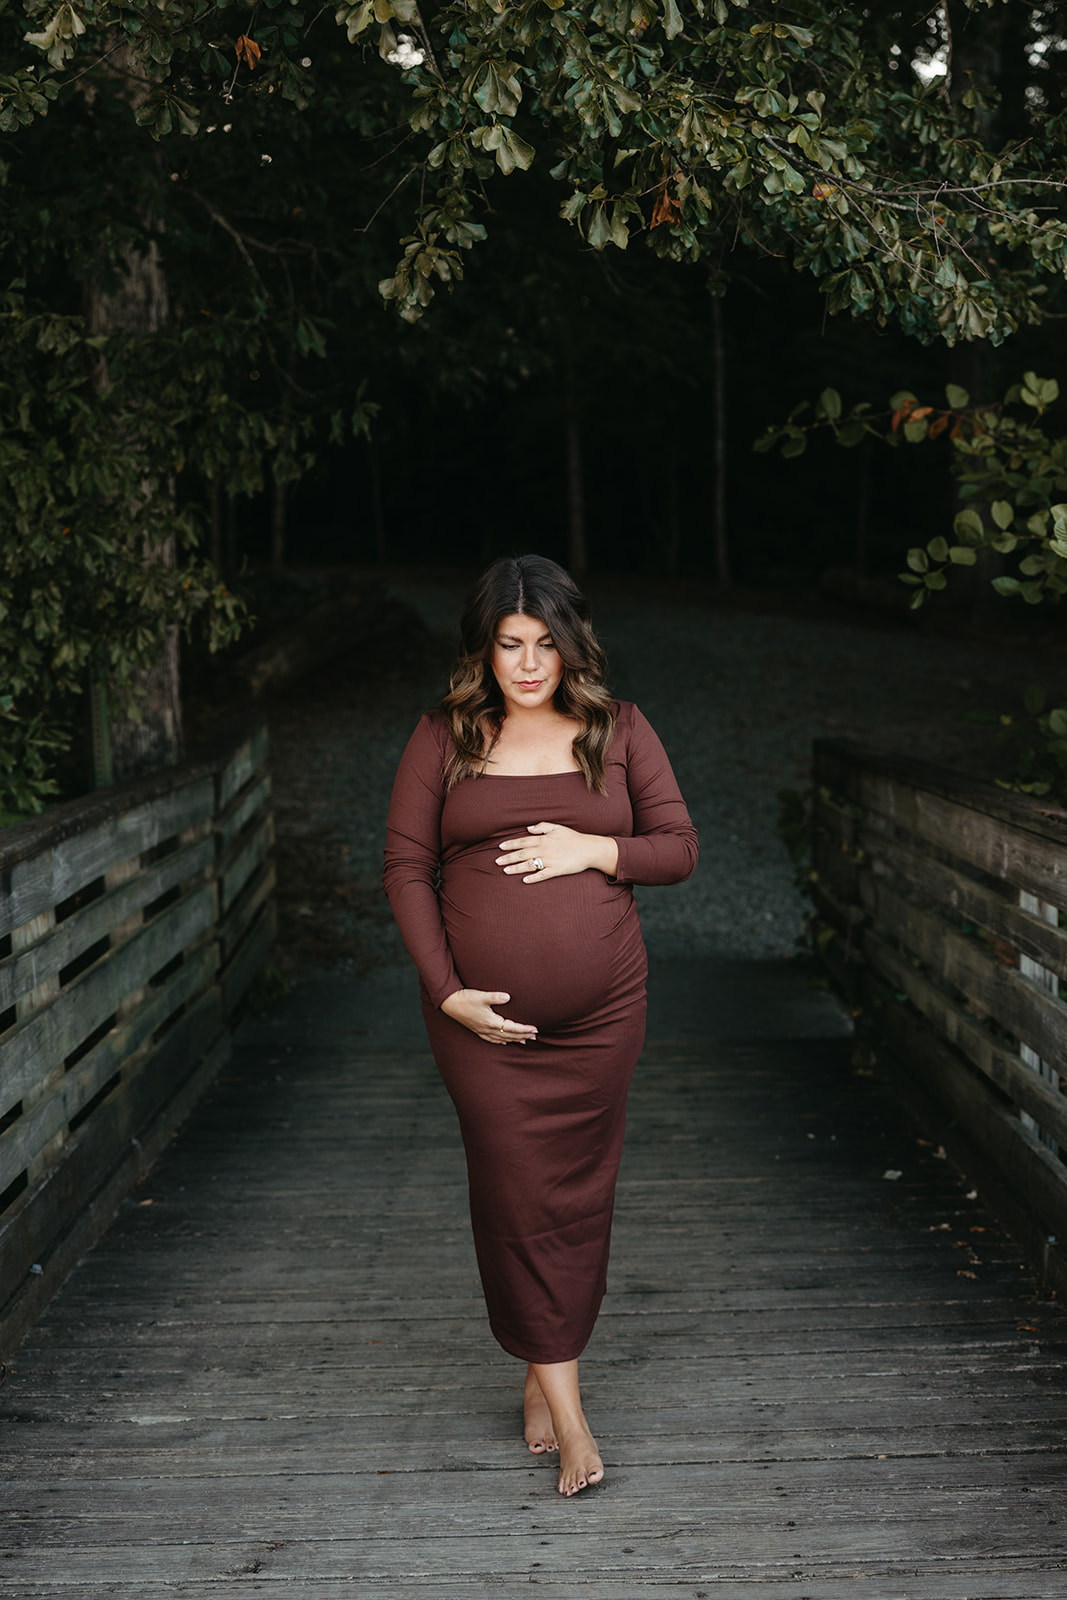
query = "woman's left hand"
xmin=496 ymin=822 xmax=619 ymax=883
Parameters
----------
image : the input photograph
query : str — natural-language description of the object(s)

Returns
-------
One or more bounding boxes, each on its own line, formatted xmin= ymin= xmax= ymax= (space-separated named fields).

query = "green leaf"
xmin=991 ymin=576 xmax=1021 ymax=597
xmin=948 ymin=546 xmax=977 ymax=566
xmin=1021 ymin=582 xmax=1044 ymax=605
xmin=663 ymin=0 xmax=684 ymax=38
xmin=491 ymin=127 xmax=535 ymax=175
xmin=818 ymin=386 xmax=842 ymax=421
xmin=1023 ymin=683 xmax=1046 ymax=716
xmin=780 ymin=435 xmax=806 ymax=459
xmin=906 ymin=547 xmax=929 ymax=574
xmin=991 ymin=533 xmax=1018 ymax=555
xmin=927 ymin=536 xmax=948 ymax=563
xmin=923 ymin=570 xmax=947 ymax=590
xmin=953 ymin=508 xmax=984 ymax=544
xmin=990 ymin=500 xmax=1014 ymax=530
xmin=1048 ymin=708 xmax=1067 ymax=737
xmin=945 ymin=383 xmax=970 ymax=410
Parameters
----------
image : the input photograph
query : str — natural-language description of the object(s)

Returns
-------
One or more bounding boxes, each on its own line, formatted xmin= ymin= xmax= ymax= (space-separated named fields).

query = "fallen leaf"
xmin=928 ymin=414 xmax=949 ymax=439
xmin=882 ymin=1169 xmax=903 ymax=1181
xmin=957 ymin=1269 xmax=978 ymax=1279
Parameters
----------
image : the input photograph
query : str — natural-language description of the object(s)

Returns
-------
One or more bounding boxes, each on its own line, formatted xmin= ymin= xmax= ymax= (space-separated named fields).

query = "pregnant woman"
xmin=383 ymin=554 xmax=698 ymax=1496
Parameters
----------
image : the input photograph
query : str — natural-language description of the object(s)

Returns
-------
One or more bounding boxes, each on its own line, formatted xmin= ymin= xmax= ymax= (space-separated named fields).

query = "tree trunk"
xmin=86 ymin=237 xmax=183 ymax=780
xmin=368 ymin=437 xmax=387 ymax=566
xmin=565 ymin=371 xmax=587 ymax=582
xmin=711 ymin=294 xmax=730 ymax=589
xmin=944 ymin=0 xmax=1005 ymax=625
xmin=663 ymin=446 xmax=681 ymax=581
xmin=270 ymin=472 xmax=287 ymax=571
xmin=210 ymin=476 xmax=223 ymax=573
xmin=855 ymin=440 xmax=872 ymax=574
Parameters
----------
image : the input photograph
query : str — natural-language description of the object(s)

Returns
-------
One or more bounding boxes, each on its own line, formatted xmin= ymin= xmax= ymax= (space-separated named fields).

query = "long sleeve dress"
xmin=383 ymin=700 xmax=698 ymax=1364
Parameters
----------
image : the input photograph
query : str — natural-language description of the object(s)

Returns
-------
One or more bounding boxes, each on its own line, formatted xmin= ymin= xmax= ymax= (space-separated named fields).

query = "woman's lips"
xmin=516 ymin=681 xmax=542 ymax=689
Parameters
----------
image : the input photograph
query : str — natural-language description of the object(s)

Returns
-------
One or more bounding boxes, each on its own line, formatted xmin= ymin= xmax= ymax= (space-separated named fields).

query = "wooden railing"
xmin=812 ymin=738 xmax=1067 ymax=1295
xmin=0 ymin=722 xmax=275 ymax=1354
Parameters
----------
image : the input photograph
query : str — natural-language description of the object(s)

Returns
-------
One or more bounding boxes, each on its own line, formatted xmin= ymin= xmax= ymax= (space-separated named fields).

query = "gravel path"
xmin=266 ymin=576 xmax=1042 ymax=974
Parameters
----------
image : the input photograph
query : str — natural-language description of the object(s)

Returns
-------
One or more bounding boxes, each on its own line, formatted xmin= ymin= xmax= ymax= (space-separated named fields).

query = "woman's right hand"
xmin=440 ymin=988 xmax=538 ymax=1046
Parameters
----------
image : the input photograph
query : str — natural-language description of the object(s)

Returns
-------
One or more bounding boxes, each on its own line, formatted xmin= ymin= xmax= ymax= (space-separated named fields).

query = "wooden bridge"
xmin=3 ymin=732 xmax=1067 ymax=1595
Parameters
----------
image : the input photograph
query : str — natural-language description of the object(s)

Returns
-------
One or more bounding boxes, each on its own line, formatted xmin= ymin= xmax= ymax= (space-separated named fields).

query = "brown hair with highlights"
xmin=441 ymin=554 xmax=616 ymax=792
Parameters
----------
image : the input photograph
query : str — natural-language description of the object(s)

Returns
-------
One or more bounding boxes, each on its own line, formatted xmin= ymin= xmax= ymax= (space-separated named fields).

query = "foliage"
xmin=5 ymin=1 xmax=1067 ymax=344
xmin=967 ymin=683 xmax=1067 ymax=802
xmin=341 ymin=0 xmax=1067 ymax=340
xmin=755 ymin=372 xmax=1067 ymax=607
xmin=4 ymin=0 xmax=1067 ymax=812
xmin=0 ymin=3 xmax=391 ymax=814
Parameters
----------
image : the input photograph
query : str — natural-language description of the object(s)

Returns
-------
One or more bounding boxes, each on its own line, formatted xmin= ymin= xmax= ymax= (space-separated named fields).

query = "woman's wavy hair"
xmin=441 ymin=554 xmax=616 ymax=792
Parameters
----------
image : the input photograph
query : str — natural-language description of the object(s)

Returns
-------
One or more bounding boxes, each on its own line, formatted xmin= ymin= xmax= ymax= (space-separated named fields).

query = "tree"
xmin=1 ymin=1 xmax=397 ymax=811
xmin=3 ymin=0 xmax=1067 ymax=813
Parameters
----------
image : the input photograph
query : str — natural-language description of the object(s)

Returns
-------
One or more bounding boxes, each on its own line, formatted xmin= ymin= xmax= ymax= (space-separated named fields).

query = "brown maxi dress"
xmin=383 ymin=700 xmax=698 ymax=1364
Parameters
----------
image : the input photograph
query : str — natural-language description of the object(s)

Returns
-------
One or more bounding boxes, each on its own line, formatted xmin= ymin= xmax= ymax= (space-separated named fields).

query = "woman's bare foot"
xmin=523 ymin=1367 xmax=558 ymax=1454
xmin=528 ymin=1357 xmax=604 ymax=1494
xmin=556 ymin=1419 xmax=604 ymax=1497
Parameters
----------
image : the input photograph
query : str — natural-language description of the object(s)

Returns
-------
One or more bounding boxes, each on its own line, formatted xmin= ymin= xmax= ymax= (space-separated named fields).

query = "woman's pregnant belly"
xmin=441 ymin=854 xmax=646 ymax=1034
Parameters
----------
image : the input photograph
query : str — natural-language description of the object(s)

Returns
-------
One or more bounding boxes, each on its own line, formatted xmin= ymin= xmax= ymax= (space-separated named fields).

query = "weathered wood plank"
xmin=5 ymin=1575 xmax=1066 ymax=1600
xmin=219 ymin=810 xmax=273 ymax=914
xmin=0 ymin=991 xmax=225 ymax=1331
xmin=6 ymin=1574 xmax=1065 ymax=1600
xmin=822 ymin=761 xmax=1067 ymax=912
xmin=864 ymin=874 xmax=1067 ymax=1066
xmin=814 ymin=737 xmax=1067 ymax=850
xmin=216 ymin=771 xmax=271 ymax=851
xmin=0 ymin=778 xmax=215 ymax=939
xmin=0 ymin=834 xmax=214 ymax=1012
xmin=3 ymin=955 xmax=1064 ymax=1595
xmin=863 ymin=925 xmax=1067 ymax=1147
xmin=216 ymin=723 xmax=269 ymax=812
xmin=0 ymin=884 xmax=216 ymax=1114
xmin=863 ymin=828 xmax=1067 ymax=982
xmin=862 ymin=971 xmax=1067 ymax=1290
xmin=220 ymin=896 xmax=277 ymax=1016
xmin=0 ymin=944 xmax=218 ymax=1193
xmin=217 ymin=860 xmax=276 ymax=964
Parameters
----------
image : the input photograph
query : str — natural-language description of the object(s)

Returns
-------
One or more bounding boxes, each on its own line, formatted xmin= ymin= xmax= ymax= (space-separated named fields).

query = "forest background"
xmin=2 ymin=0 xmax=1067 ymax=816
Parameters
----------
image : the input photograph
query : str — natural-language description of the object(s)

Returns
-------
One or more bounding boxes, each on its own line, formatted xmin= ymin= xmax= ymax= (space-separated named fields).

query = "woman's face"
xmin=490 ymin=613 xmax=563 ymax=715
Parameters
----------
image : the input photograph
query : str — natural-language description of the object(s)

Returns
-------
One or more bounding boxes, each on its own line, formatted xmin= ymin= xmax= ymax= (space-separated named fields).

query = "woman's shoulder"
xmin=405 ymin=709 xmax=453 ymax=756
xmin=606 ymin=700 xmax=643 ymax=759
xmin=609 ymin=700 xmax=649 ymax=737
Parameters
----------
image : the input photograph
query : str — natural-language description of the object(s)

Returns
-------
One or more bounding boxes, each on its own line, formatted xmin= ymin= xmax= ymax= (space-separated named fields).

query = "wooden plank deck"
xmin=3 ymin=958 xmax=1067 ymax=1598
